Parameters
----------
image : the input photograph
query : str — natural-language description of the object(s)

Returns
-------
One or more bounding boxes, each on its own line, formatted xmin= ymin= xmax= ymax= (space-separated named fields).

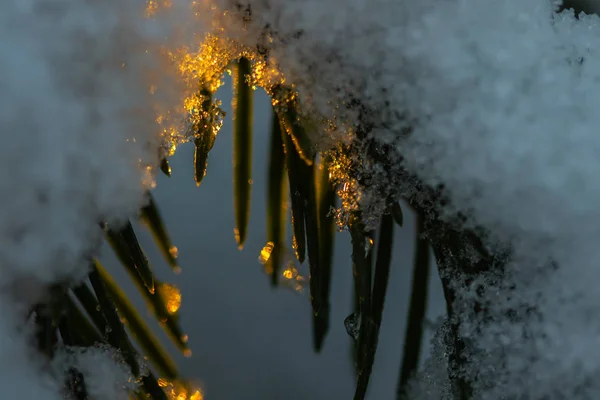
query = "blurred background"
xmin=564 ymin=0 xmax=600 ymax=12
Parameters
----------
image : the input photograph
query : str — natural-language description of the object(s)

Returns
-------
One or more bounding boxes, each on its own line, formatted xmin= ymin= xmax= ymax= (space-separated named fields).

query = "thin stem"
xmin=397 ymin=214 xmax=430 ymax=397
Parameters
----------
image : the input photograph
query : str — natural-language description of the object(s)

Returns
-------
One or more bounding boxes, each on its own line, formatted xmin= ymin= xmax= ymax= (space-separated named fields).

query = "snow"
xmin=52 ymin=345 xmax=136 ymax=400
xmin=0 ymin=0 xmax=168 ymax=292
xmin=0 ymin=303 xmax=62 ymax=399
xmin=0 ymin=0 xmax=204 ymax=398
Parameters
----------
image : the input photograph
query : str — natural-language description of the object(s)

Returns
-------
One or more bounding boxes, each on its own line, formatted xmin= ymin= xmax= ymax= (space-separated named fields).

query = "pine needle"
xmin=392 ymin=202 xmax=404 ymax=227
xmin=280 ymin=114 xmax=306 ymax=263
xmin=313 ymin=155 xmax=336 ymax=351
xmin=102 ymin=231 xmax=190 ymax=355
xmin=298 ymin=158 xmax=321 ymax=318
xmin=265 ymin=108 xmax=287 ymax=286
xmin=95 ymin=263 xmax=180 ymax=380
xmin=89 ymin=260 xmax=140 ymax=376
xmin=397 ymin=214 xmax=430 ymax=396
xmin=140 ymin=191 xmax=181 ymax=274
xmin=68 ymin=269 xmax=168 ymax=400
xmin=62 ymin=296 xmax=103 ymax=347
xmin=349 ymin=212 xmax=374 ymax=372
xmin=71 ymin=282 xmax=112 ymax=335
xmin=193 ymin=88 xmax=217 ymax=187
xmin=105 ymin=221 xmax=155 ymax=295
xmin=232 ymin=57 xmax=253 ymax=249
xmin=274 ymin=85 xmax=314 ymax=165
xmin=354 ymin=213 xmax=394 ymax=400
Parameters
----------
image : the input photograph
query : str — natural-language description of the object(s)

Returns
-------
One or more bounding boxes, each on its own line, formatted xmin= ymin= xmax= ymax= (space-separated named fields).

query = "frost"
xmin=403 ymin=320 xmax=452 ymax=400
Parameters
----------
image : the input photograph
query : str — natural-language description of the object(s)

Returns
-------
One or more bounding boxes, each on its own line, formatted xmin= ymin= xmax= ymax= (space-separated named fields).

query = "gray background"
xmin=101 ymin=79 xmax=447 ymax=399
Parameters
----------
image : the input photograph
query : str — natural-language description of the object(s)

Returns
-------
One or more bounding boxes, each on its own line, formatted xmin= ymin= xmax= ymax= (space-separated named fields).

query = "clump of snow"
xmin=402 ymin=320 xmax=452 ymax=400
xmin=0 ymin=303 xmax=62 ymax=399
xmin=0 ymin=0 xmax=197 ymax=299
xmin=0 ymin=0 xmax=207 ymax=398
xmin=52 ymin=345 xmax=137 ymax=400
xmin=191 ymin=0 xmax=600 ymax=397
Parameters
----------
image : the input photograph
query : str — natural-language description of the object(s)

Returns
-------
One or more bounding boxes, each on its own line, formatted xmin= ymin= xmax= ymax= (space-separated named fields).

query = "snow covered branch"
xmin=189 ymin=0 xmax=600 ymax=398
xmin=5 ymin=0 xmax=600 ymax=398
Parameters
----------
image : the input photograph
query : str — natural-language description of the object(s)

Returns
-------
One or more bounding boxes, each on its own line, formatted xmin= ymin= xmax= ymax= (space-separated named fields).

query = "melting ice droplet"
xmin=344 ymin=312 xmax=361 ymax=341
